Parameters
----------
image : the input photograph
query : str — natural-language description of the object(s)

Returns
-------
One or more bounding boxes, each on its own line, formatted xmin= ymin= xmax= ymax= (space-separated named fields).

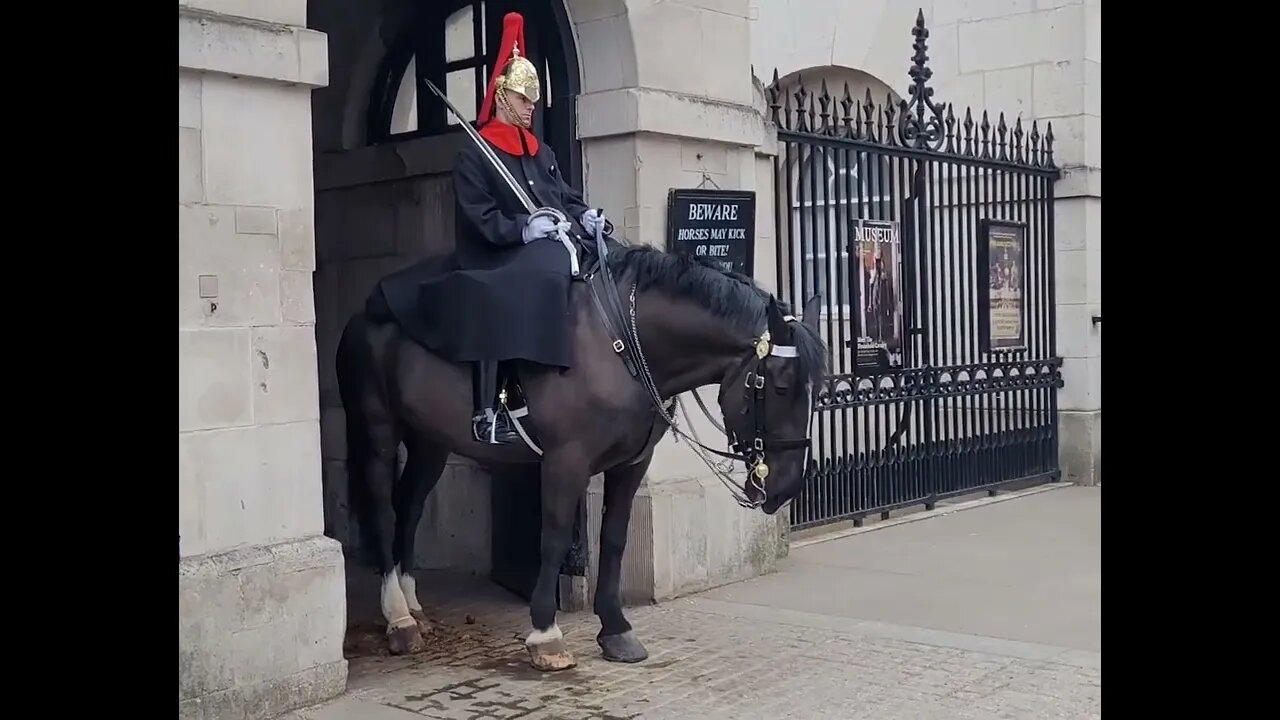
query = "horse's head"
xmin=718 ymin=294 xmax=824 ymax=515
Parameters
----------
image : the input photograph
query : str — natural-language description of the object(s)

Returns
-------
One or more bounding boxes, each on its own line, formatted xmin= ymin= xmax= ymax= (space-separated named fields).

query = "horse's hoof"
xmin=597 ymin=630 xmax=648 ymax=663
xmin=526 ymin=637 xmax=577 ymax=672
xmin=387 ymin=624 xmax=426 ymax=655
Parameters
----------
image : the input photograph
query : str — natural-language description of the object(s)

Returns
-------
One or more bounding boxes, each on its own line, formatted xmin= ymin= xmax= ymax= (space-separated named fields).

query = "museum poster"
xmin=849 ymin=218 xmax=905 ymax=374
xmin=979 ymin=218 xmax=1028 ymax=353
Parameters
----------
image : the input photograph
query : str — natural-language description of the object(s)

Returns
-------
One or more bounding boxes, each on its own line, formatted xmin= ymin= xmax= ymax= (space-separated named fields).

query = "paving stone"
xmin=326 ymin=489 xmax=1101 ymax=720
xmin=335 ymin=592 xmax=1099 ymax=720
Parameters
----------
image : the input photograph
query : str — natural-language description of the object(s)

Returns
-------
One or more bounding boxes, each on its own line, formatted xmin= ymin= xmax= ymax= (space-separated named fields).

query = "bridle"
xmin=626 ymin=284 xmax=813 ymax=508
xmin=583 ymin=222 xmax=814 ymax=509
xmin=719 ymin=333 xmax=815 ymax=503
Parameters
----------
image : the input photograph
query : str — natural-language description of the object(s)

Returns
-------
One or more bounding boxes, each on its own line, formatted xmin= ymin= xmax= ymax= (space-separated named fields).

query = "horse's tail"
xmin=335 ymin=311 xmax=382 ymax=565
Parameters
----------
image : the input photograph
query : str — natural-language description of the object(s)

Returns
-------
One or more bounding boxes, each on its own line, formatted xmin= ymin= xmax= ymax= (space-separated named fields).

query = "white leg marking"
xmin=526 ymin=623 xmax=563 ymax=646
xmin=381 ymin=567 xmax=416 ymax=630
xmin=397 ymin=565 xmax=423 ymax=613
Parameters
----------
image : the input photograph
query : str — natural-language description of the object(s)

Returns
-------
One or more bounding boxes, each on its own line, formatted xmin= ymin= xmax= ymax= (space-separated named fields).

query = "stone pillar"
xmin=178 ymin=3 xmax=346 ymax=717
xmin=1031 ymin=4 xmax=1101 ymax=486
xmin=570 ymin=0 xmax=787 ymax=605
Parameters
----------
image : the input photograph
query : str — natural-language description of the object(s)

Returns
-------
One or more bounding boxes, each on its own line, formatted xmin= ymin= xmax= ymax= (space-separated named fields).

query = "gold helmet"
xmin=479 ymin=13 xmax=541 ymax=127
xmin=498 ymin=44 xmax=540 ymax=105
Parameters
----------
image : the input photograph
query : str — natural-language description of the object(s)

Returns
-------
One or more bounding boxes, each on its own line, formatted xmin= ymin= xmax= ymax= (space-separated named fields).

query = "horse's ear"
xmin=767 ymin=297 xmax=791 ymax=341
xmin=802 ymin=294 xmax=822 ymax=332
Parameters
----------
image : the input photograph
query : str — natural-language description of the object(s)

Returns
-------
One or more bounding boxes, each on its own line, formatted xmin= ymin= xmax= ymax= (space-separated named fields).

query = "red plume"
xmin=477 ymin=12 xmax=528 ymax=126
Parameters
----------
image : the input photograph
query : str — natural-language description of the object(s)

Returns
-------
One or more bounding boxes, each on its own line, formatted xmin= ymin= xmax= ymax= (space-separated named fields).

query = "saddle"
xmin=489 ymin=226 xmax=666 ymax=464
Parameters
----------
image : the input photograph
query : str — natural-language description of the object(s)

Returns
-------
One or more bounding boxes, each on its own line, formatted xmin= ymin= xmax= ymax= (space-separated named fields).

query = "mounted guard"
xmin=341 ymin=7 xmax=825 ymax=672
xmin=416 ymin=11 xmax=617 ymax=446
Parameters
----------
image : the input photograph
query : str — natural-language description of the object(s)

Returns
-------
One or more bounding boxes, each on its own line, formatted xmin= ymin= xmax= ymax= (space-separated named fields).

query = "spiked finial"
xmin=1044 ymin=122 xmax=1056 ymax=167
xmin=840 ymin=82 xmax=856 ymax=138
xmin=767 ymin=68 xmax=782 ymax=125
xmin=899 ymin=6 xmax=946 ymax=150
xmin=980 ymin=110 xmax=992 ymax=159
xmin=1030 ymin=120 xmax=1042 ymax=166
xmin=818 ymin=79 xmax=833 ymax=135
xmin=1013 ymin=116 xmax=1025 ymax=164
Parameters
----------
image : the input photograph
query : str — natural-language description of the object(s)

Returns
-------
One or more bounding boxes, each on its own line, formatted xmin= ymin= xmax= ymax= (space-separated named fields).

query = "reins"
xmin=584 ymin=223 xmax=811 ymax=509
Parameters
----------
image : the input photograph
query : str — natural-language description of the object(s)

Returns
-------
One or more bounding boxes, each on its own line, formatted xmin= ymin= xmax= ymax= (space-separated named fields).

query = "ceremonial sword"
xmin=421 ymin=77 xmax=580 ymax=277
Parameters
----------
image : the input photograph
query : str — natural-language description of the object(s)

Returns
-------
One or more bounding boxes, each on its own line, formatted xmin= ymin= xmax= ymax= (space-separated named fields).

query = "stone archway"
xmin=305 ymin=0 xmax=635 ymax=624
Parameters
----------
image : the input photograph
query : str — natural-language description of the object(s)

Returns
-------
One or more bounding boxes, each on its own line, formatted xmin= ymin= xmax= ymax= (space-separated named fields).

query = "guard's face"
xmin=505 ymin=92 xmax=535 ymax=127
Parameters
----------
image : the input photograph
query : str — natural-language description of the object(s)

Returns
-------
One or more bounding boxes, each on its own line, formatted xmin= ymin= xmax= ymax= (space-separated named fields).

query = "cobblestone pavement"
xmin=292 ymin=562 xmax=1101 ymax=720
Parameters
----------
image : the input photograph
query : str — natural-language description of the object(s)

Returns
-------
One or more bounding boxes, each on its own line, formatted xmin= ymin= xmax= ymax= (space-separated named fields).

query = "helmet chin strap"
xmin=496 ymin=88 xmax=531 ymax=129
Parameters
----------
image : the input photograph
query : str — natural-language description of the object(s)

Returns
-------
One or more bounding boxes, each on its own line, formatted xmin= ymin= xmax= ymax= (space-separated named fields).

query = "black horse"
xmin=335 ymin=242 xmax=826 ymax=671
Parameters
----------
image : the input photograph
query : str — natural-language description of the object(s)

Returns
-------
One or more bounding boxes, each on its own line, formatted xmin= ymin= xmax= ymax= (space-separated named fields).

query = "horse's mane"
xmin=606 ymin=244 xmax=828 ymax=390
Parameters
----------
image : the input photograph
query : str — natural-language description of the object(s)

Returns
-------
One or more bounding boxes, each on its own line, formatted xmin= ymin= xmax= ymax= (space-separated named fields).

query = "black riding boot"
xmin=472 ymin=360 xmax=519 ymax=445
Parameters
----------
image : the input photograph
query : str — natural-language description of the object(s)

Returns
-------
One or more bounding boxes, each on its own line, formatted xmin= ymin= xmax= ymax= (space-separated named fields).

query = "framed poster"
xmin=978 ymin=218 xmax=1028 ymax=354
xmin=848 ymin=218 xmax=905 ymax=374
xmin=666 ymin=189 xmax=756 ymax=277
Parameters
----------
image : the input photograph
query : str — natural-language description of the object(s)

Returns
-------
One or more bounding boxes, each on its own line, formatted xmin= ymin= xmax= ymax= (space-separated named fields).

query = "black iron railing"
xmin=770 ymin=11 xmax=1065 ymax=531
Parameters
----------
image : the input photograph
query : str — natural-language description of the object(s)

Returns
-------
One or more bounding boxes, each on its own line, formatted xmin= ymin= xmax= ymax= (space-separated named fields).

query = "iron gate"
xmin=769 ymin=12 xmax=1065 ymax=532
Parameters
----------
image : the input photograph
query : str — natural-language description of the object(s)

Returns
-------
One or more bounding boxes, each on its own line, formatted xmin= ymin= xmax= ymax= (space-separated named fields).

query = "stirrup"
xmin=472 ymin=409 xmax=517 ymax=445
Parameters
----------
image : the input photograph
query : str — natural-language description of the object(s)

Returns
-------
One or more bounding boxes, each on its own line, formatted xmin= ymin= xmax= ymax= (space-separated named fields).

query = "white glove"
xmin=522 ymin=215 xmax=563 ymax=244
xmin=581 ymin=208 xmax=607 ymax=237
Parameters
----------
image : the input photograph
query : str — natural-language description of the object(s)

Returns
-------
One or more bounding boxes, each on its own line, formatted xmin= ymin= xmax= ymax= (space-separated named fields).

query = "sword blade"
xmin=422 ymin=78 xmax=538 ymax=214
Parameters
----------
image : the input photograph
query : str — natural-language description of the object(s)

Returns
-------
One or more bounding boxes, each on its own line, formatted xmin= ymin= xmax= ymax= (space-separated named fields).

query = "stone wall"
xmin=178 ymin=3 xmax=345 ymax=717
